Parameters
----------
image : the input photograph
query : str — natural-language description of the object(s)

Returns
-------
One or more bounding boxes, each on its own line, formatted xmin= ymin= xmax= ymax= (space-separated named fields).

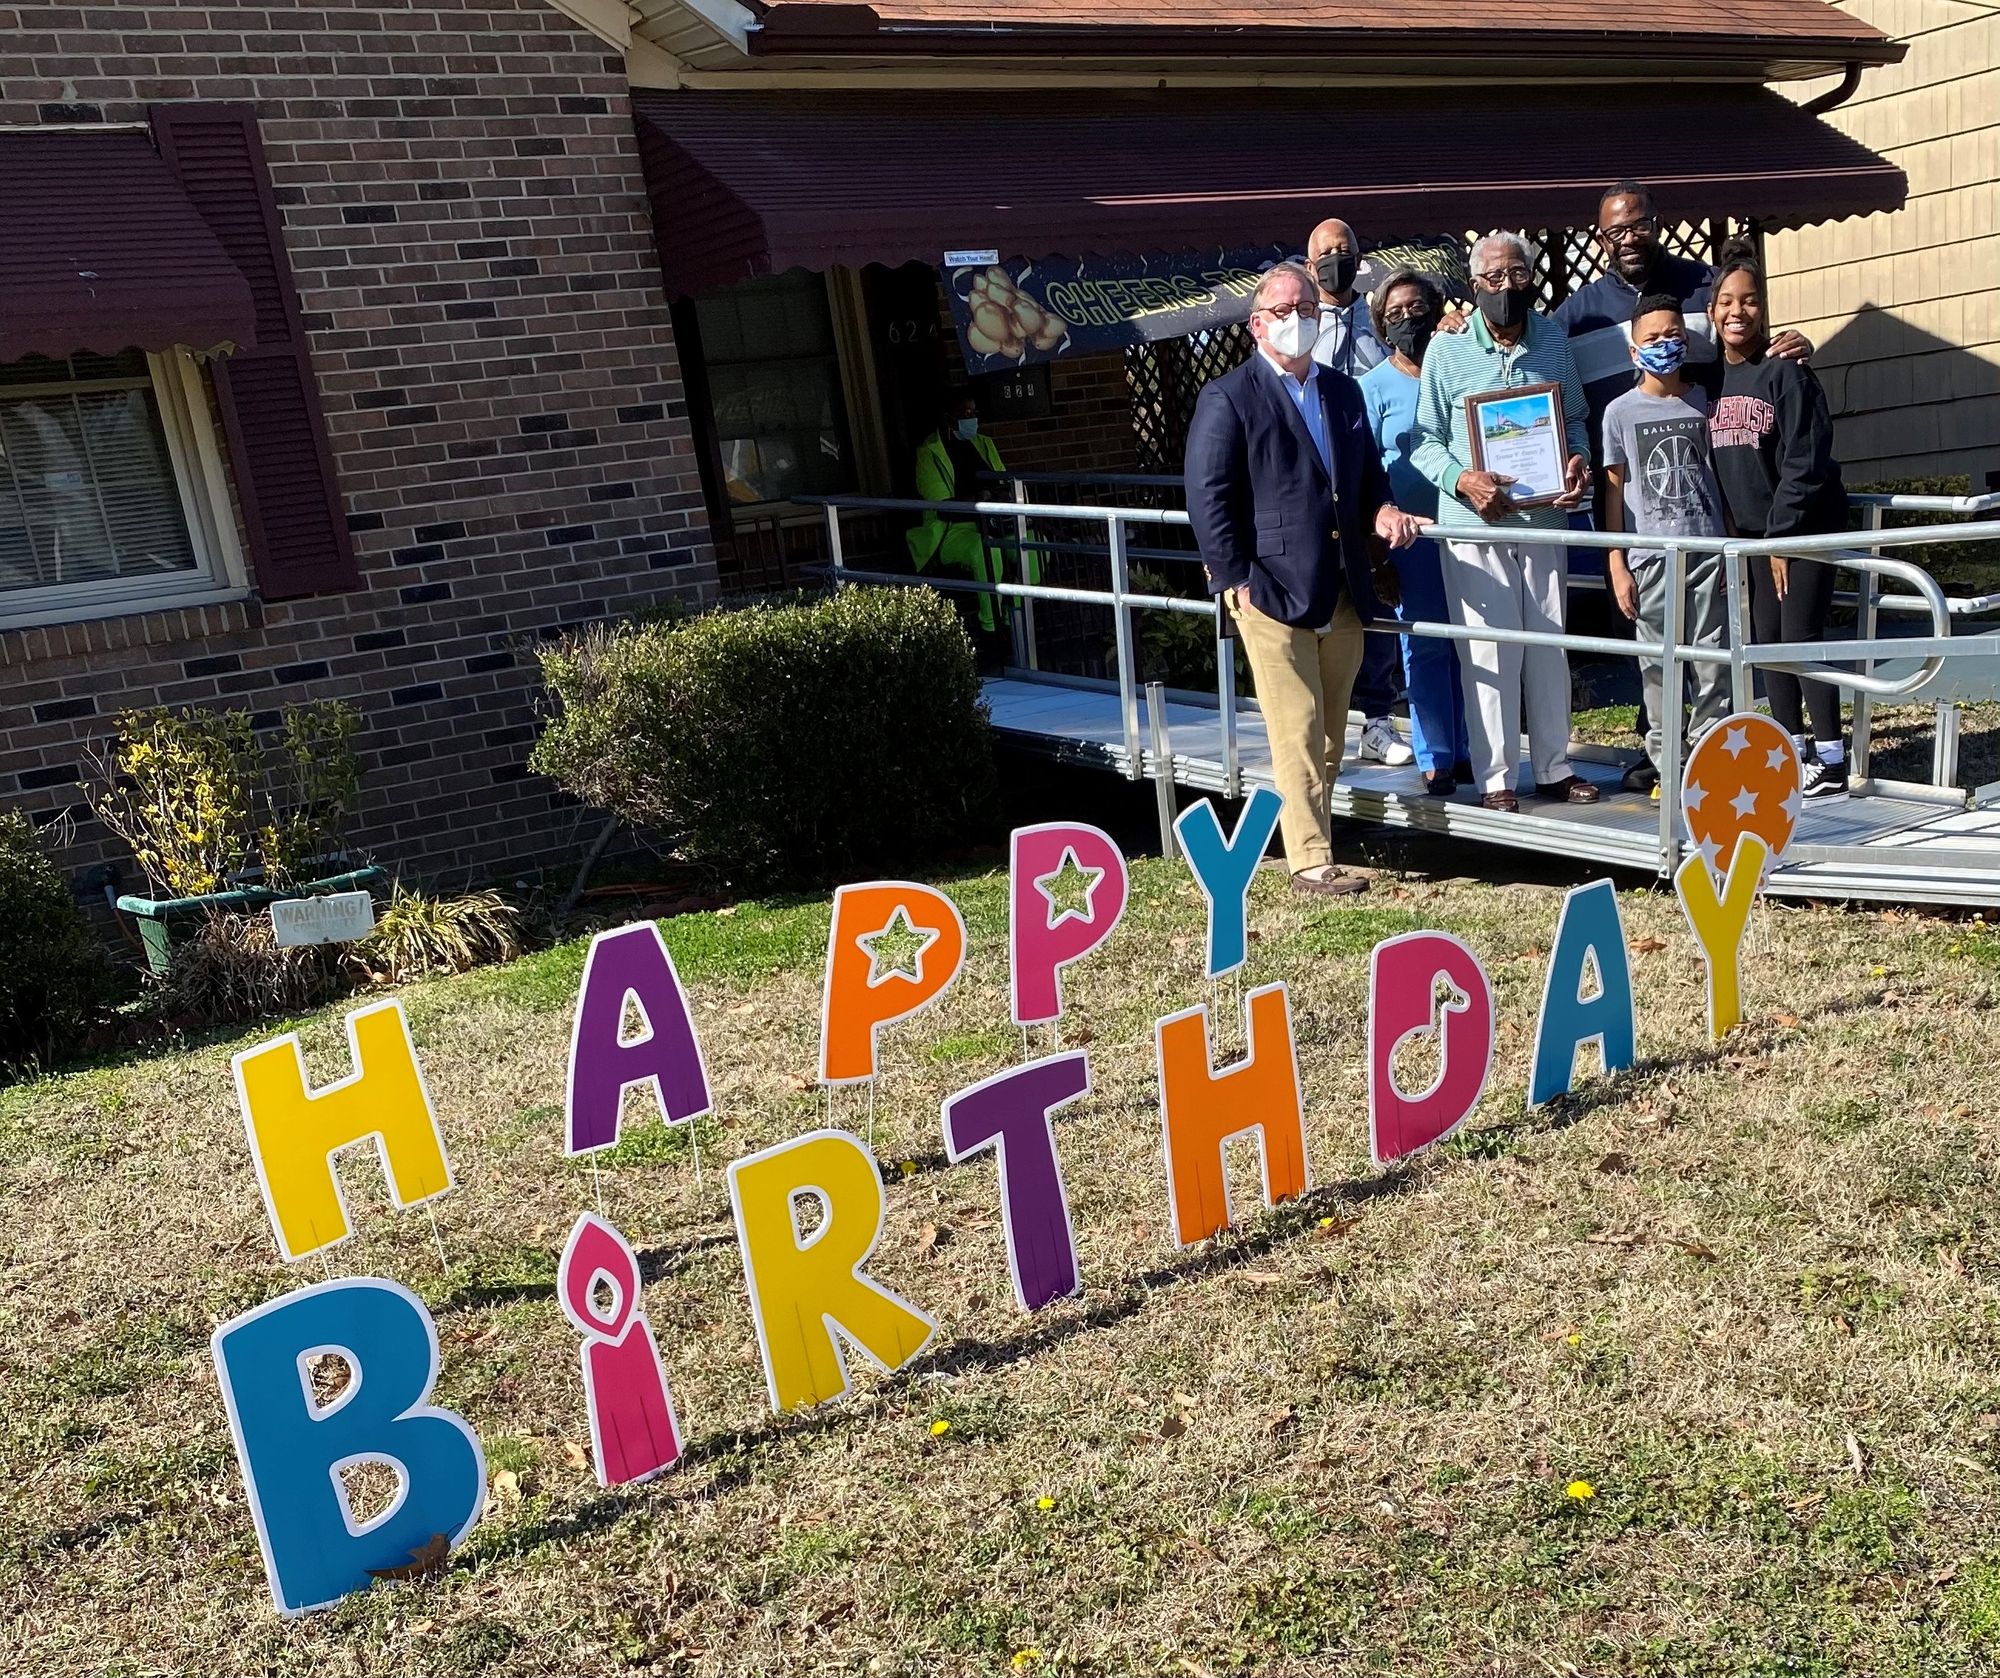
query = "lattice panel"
xmin=1123 ymin=221 xmax=1758 ymax=467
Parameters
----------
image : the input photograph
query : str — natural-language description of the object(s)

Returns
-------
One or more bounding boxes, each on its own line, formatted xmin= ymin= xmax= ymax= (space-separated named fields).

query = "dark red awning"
xmin=635 ymin=84 xmax=1906 ymax=295
xmin=0 ymin=129 xmax=259 ymax=363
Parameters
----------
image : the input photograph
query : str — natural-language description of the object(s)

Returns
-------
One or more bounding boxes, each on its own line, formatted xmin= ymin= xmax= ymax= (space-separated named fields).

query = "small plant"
xmin=260 ymin=703 xmax=364 ymax=886
xmin=1131 ymin=565 xmax=1246 ymax=693
xmin=356 ymin=887 xmax=524 ymax=984
xmin=82 ymin=702 xmax=364 ymax=898
xmin=0 ymin=812 xmax=110 ymax=1070
xmin=82 ymin=707 xmax=259 ymax=897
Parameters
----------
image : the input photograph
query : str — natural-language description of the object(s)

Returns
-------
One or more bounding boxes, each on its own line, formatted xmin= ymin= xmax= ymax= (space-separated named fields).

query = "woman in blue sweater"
xmin=1359 ymin=269 xmax=1472 ymax=795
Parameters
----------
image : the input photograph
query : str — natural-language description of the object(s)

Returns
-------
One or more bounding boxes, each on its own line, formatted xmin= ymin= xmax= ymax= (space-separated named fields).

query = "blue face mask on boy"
xmin=1635 ymin=337 xmax=1687 ymax=377
xmin=955 ymin=416 xmax=980 ymax=441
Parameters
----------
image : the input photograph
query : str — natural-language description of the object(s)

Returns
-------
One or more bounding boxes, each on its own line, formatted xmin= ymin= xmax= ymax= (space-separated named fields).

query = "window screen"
xmin=694 ymin=272 xmax=855 ymax=506
xmin=0 ymin=350 xmax=197 ymax=595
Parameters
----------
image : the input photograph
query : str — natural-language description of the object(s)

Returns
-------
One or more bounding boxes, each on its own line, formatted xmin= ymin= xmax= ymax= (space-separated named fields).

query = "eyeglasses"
xmin=1255 ymin=302 xmax=1312 ymax=320
xmin=1474 ymin=266 xmax=1531 ymax=288
xmin=1599 ymin=216 xmax=1658 ymax=245
xmin=1381 ymin=301 xmax=1435 ymax=325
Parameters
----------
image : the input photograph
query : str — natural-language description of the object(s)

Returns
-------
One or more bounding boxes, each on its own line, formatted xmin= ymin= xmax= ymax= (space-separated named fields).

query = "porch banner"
xmin=943 ymin=238 xmax=1471 ymax=371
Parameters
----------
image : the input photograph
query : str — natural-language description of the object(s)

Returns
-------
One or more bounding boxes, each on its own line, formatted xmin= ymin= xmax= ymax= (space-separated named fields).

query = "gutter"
xmin=745 ymin=11 xmax=1906 ymax=68
xmin=1802 ymin=61 xmax=1867 ymax=114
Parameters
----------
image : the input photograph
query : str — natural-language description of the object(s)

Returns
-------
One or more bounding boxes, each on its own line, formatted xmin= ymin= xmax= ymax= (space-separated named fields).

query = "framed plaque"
xmin=1464 ymin=382 xmax=1568 ymax=508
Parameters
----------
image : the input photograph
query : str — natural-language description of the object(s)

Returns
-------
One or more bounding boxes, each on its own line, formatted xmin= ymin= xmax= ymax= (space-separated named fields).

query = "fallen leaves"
xmin=366 ymin=1533 xmax=451 ymax=1582
xmin=1584 ymin=1227 xmax=1717 ymax=1260
xmin=1631 ymin=936 xmax=1667 ymax=955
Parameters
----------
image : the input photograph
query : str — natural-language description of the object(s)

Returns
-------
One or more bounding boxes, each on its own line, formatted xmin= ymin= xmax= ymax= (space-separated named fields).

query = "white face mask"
xmin=1262 ymin=307 xmax=1320 ymax=359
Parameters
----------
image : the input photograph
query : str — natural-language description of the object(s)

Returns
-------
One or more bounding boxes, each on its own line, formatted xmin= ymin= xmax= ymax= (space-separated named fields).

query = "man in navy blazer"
xmin=1185 ymin=260 xmax=1423 ymax=896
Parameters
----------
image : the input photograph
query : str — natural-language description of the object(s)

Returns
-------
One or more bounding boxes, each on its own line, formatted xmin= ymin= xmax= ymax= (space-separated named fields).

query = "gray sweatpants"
xmin=1633 ymin=547 xmax=1730 ymax=773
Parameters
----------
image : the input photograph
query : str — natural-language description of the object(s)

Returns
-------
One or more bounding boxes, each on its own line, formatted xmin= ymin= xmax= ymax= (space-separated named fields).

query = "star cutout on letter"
xmin=1036 ymin=848 xmax=1104 ymax=929
xmin=859 ymin=907 xmax=937 ymax=986
xmin=1765 ymin=744 xmax=1790 ymax=773
xmin=1721 ymin=726 xmax=1750 ymax=759
xmin=1683 ymin=779 xmax=1707 ymax=814
xmin=1730 ymin=786 xmax=1759 ymax=819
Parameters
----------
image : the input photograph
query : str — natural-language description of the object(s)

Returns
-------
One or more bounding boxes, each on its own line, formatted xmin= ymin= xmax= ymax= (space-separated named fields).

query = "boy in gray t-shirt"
xmin=1603 ymin=294 xmax=1734 ymax=797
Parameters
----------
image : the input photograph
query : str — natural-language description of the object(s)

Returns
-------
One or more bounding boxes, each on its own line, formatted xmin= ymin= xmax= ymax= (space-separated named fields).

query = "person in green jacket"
xmin=908 ymin=389 xmax=1009 ymax=639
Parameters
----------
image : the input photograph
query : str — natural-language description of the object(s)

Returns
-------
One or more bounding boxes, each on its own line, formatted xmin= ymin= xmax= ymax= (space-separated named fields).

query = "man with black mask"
xmin=1305 ymin=216 xmax=1411 ymax=766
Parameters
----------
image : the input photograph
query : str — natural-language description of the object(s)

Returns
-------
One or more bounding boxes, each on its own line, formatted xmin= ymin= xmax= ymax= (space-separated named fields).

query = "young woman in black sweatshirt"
xmin=1705 ymin=247 xmax=1851 ymax=799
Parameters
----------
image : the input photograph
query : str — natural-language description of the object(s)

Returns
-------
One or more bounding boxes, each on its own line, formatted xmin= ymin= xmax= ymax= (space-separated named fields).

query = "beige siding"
xmin=1765 ymin=0 xmax=2000 ymax=483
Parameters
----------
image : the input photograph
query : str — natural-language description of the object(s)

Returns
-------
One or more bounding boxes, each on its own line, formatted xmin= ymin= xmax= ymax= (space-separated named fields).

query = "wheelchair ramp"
xmin=983 ymin=674 xmax=2000 ymax=909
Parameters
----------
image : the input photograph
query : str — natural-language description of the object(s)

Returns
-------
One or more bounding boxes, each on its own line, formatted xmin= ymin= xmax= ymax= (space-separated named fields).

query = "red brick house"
xmin=0 ymin=0 xmax=1907 ymax=895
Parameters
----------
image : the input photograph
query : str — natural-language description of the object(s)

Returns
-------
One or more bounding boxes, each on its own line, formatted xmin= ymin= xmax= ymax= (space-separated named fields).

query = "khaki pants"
xmin=1230 ymin=591 xmax=1366 ymax=872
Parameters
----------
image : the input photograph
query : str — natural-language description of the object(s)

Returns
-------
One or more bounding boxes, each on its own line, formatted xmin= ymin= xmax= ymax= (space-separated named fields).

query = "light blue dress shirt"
xmin=1259 ymin=350 xmax=1331 ymax=479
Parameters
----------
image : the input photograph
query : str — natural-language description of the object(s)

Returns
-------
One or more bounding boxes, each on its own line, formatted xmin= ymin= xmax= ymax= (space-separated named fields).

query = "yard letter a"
xmin=1676 ymin=833 xmax=1768 ymax=1041
xmin=1530 ymin=879 xmax=1636 ymax=1106
xmin=567 ymin=921 xmax=712 ymax=1156
xmin=1154 ymin=982 xmax=1308 ymax=1246
xmin=211 ymin=1277 xmax=485 ymax=1618
xmin=728 ymin=1128 xmax=936 ymax=1412
xmin=234 ymin=999 xmax=452 ymax=1262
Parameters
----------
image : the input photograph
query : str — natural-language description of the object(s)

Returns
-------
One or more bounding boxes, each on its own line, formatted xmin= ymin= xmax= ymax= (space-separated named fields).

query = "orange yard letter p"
xmin=1153 ymin=982 xmax=1308 ymax=1246
xmin=820 ymin=882 xmax=967 ymax=1085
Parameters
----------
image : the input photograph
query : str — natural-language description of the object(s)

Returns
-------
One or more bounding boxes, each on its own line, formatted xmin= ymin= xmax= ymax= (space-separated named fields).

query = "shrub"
xmin=0 ymin=813 xmax=110 ymax=1069
xmin=531 ymin=588 xmax=999 ymax=886
xmin=357 ymin=887 xmax=524 ymax=983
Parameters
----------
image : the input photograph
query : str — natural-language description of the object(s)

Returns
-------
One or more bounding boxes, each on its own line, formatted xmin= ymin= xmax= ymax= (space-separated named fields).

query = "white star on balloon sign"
xmin=1721 ymin=725 xmax=1750 ymax=758
xmin=1730 ymin=786 xmax=1759 ymax=819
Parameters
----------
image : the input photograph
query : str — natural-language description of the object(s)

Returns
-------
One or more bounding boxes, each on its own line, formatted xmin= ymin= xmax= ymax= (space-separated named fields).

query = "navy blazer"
xmin=1183 ymin=352 xmax=1393 ymax=630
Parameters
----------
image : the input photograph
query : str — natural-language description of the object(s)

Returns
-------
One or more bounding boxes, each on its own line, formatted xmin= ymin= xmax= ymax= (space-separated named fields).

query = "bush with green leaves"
xmin=532 ymin=588 xmax=999 ymax=886
xmin=0 ymin=812 xmax=109 ymax=1070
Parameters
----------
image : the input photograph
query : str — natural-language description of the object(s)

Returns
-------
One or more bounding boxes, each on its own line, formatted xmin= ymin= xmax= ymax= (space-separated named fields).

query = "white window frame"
xmin=0 ymin=348 xmax=249 ymax=633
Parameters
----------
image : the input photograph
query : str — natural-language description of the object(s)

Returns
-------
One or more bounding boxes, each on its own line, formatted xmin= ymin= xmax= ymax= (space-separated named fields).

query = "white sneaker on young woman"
xmin=1801 ymin=756 xmax=1847 ymax=800
xmin=1359 ymin=718 xmax=1415 ymax=766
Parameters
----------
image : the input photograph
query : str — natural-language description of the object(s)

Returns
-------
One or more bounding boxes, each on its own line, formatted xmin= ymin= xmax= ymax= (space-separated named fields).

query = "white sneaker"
xmin=1801 ymin=756 xmax=1847 ymax=800
xmin=1359 ymin=717 xmax=1415 ymax=766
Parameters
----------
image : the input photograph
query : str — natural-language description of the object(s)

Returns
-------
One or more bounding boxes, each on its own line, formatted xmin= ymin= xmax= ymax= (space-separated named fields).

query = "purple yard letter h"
xmin=941 ymin=1052 xmax=1090 ymax=1313
xmin=567 ymin=922 xmax=712 ymax=1156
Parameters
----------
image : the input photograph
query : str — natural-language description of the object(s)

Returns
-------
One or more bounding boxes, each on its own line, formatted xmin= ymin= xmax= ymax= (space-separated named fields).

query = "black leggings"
xmin=1749 ymin=553 xmax=1840 ymax=745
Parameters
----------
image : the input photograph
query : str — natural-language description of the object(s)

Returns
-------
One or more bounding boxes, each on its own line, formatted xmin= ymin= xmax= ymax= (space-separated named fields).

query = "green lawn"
xmin=10 ymin=855 xmax=2000 ymax=1675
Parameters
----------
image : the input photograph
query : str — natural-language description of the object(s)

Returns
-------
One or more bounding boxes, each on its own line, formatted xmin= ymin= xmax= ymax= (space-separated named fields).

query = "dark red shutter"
xmin=151 ymin=103 xmax=358 ymax=600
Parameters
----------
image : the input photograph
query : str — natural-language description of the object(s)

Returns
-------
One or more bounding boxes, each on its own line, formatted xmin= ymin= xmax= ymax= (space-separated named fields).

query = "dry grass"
xmin=9 ymin=854 xmax=2000 ymax=1676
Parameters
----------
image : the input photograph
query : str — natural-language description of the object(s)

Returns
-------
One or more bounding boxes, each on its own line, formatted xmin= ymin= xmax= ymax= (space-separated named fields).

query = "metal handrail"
xmin=809 ymin=490 xmax=2000 ymax=874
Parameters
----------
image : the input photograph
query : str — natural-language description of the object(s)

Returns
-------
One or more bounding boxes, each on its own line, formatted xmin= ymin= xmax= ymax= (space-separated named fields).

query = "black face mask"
xmin=1384 ymin=313 xmax=1436 ymax=363
xmin=1477 ymin=285 xmax=1530 ymax=331
xmin=1313 ymin=251 xmax=1359 ymax=298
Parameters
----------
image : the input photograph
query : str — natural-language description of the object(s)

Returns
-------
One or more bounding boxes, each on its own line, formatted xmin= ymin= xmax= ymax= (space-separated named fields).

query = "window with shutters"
xmin=0 ymin=347 xmax=244 ymax=630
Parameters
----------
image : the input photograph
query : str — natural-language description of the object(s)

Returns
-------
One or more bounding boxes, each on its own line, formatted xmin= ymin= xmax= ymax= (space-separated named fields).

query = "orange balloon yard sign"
xmin=210 ymin=796 xmax=1785 ymax=1616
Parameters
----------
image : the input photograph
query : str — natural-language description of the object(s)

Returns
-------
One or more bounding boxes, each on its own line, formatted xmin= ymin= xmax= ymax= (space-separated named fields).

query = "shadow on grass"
xmin=432 ymin=1229 xmax=737 ymax=1314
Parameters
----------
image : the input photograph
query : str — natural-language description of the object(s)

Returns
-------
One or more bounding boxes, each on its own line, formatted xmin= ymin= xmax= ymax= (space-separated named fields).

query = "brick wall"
xmin=0 ymin=0 xmax=717 ymax=894
xmin=977 ymin=354 xmax=1145 ymax=480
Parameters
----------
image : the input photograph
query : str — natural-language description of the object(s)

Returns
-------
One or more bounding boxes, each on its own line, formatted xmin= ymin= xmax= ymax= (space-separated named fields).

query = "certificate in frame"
xmin=1463 ymin=382 xmax=1568 ymax=509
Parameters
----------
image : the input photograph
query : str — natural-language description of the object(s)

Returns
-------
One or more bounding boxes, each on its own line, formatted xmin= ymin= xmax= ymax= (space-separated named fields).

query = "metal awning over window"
xmin=634 ymin=84 xmax=1906 ymax=295
xmin=0 ymin=129 xmax=259 ymax=363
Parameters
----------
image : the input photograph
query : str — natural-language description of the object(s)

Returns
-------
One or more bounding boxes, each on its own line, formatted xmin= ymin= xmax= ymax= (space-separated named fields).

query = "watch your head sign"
xmin=210 ymin=771 xmax=1785 ymax=1616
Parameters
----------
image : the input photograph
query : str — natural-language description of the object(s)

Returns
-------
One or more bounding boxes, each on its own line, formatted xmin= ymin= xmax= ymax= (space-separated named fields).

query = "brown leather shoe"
xmin=1479 ymin=790 xmax=1519 ymax=812
xmin=1290 ymin=865 xmax=1369 ymax=897
xmin=1535 ymin=775 xmax=1601 ymax=805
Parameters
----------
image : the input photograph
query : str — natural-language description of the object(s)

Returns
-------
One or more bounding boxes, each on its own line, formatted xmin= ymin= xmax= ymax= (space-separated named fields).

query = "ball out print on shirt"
xmin=1633 ymin=415 xmax=1722 ymax=525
